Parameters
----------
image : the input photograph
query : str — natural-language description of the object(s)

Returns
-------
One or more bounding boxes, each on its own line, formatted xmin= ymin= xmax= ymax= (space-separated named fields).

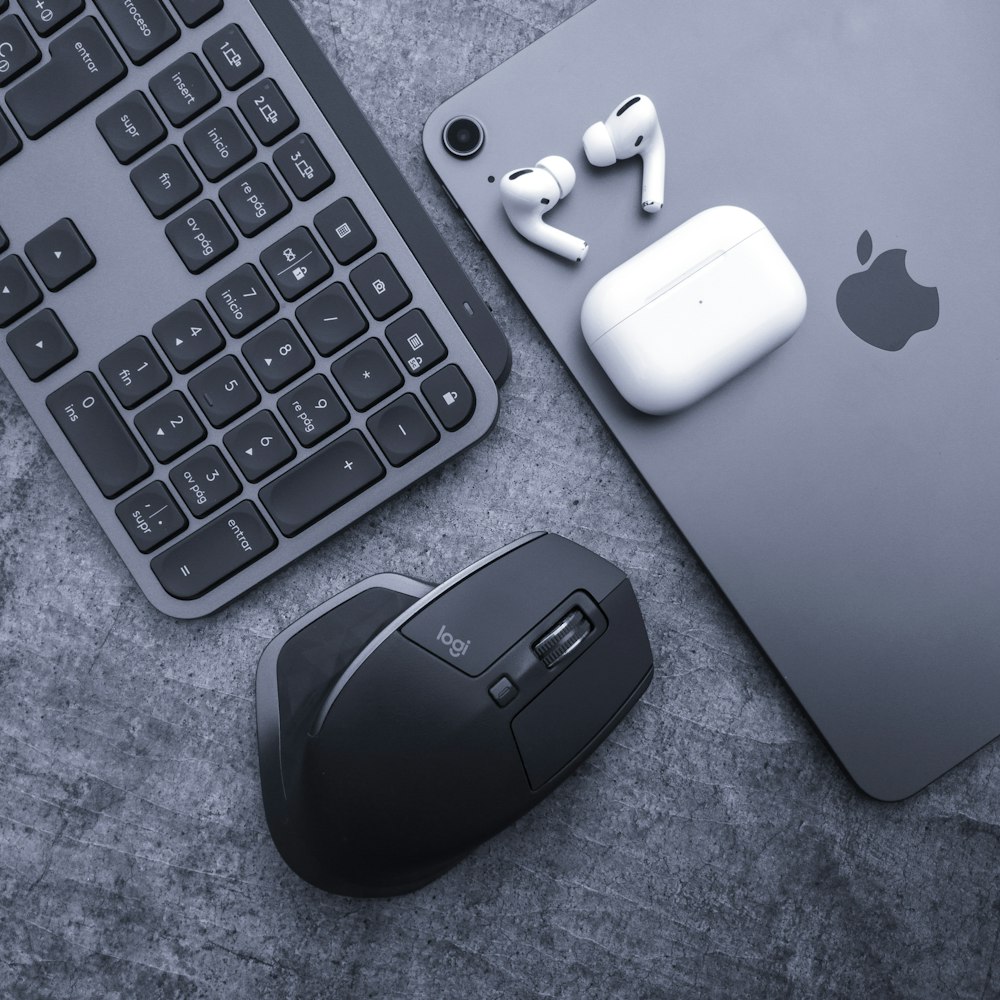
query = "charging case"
xmin=580 ymin=206 xmax=807 ymax=415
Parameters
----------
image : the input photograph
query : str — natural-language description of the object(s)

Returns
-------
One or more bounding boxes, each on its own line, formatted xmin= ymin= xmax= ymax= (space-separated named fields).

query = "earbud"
xmin=583 ymin=95 xmax=665 ymax=214
xmin=500 ymin=155 xmax=589 ymax=262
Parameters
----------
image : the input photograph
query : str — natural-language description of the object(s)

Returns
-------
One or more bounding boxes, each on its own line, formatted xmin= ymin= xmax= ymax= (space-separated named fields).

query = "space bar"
xmin=6 ymin=18 xmax=127 ymax=140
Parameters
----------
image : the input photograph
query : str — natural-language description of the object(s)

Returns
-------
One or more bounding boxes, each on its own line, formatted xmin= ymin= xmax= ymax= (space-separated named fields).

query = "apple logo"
xmin=836 ymin=230 xmax=940 ymax=351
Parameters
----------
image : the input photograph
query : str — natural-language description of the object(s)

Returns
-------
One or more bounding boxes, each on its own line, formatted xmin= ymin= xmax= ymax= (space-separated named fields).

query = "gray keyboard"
xmin=0 ymin=0 xmax=509 ymax=617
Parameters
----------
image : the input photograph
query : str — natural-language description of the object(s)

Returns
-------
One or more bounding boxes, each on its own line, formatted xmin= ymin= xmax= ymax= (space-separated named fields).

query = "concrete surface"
xmin=1 ymin=1 xmax=998 ymax=998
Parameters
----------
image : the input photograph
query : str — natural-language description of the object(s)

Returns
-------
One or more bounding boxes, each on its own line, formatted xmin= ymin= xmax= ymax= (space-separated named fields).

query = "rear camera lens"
xmin=443 ymin=116 xmax=485 ymax=159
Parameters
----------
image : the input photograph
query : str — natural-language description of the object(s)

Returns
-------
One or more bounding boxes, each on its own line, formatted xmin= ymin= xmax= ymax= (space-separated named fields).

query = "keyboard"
xmin=0 ymin=0 xmax=510 ymax=617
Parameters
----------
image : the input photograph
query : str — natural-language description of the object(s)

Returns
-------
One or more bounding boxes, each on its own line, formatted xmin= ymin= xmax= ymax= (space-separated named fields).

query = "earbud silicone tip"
xmin=536 ymin=155 xmax=577 ymax=197
xmin=582 ymin=123 xmax=617 ymax=168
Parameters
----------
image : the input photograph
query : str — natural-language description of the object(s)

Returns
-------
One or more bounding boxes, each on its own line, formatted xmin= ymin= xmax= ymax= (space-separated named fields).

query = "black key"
xmin=134 ymin=390 xmax=205 ymax=462
xmin=184 ymin=107 xmax=254 ymax=182
xmin=0 ymin=108 xmax=21 ymax=165
xmin=169 ymin=445 xmax=240 ymax=517
xmin=224 ymin=410 xmax=294 ymax=482
xmin=116 ymin=481 xmax=187 ymax=553
xmin=259 ymin=226 xmax=330 ymax=301
xmin=386 ymin=310 xmax=447 ymax=376
xmin=277 ymin=373 xmax=347 ymax=447
xmin=150 ymin=53 xmax=219 ymax=127
xmin=206 ymin=263 xmax=276 ymax=337
xmin=331 ymin=338 xmax=402 ymax=411
xmin=259 ymin=429 xmax=383 ymax=537
xmin=241 ymin=318 xmax=312 ymax=392
xmin=0 ymin=254 xmax=42 ymax=328
xmin=5 ymin=18 xmax=125 ymax=139
xmin=351 ymin=253 xmax=411 ymax=321
xmin=97 ymin=91 xmax=166 ymax=164
xmin=202 ymin=23 xmax=260 ymax=90
xmin=46 ymin=372 xmax=151 ymax=498
xmin=273 ymin=133 xmax=334 ymax=201
xmin=152 ymin=299 xmax=223 ymax=372
xmin=130 ymin=145 xmax=202 ymax=219
xmin=93 ymin=0 xmax=177 ymax=64
xmin=99 ymin=335 xmax=170 ymax=408
xmin=151 ymin=500 xmax=275 ymax=599
xmin=15 ymin=0 xmax=81 ymax=36
xmin=295 ymin=282 xmax=367 ymax=356
xmin=219 ymin=163 xmax=290 ymax=237
xmin=367 ymin=393 xmax=439 ymax=467
xmin=25 ymin=218 xmax=94 ymax=291
xmin=237 ymin=78 xmax=297 ymax=145
xmin=315 ymin=197 xmax=375 ymax=265
xmin=422 ymin=364 xmax=475 ymax=431
xmin=165 ymin=200 xmax=237 ymax=274
xmin=165 ymin=0 xmax=220 ymax=27
xmin=6 ymin=308 xmax=76 ymax=381
xmin=0 ymin=15 xmax=39 ymax=84
xmin=188 ymin=354 xmax=259 ymax=427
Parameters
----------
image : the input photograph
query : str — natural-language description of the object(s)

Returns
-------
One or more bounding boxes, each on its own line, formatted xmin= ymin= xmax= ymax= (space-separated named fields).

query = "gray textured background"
xmin=1 ymin=1 xmax=998 ymax=998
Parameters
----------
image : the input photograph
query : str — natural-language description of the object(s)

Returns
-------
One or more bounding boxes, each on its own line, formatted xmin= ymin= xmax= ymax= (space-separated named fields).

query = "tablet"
xmin=423 ymin=0 xmax=1000 ymax=800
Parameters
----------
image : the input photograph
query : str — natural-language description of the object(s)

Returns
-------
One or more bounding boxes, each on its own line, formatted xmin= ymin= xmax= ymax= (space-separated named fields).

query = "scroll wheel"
xmin=533 ymin=609 xmax=593 ymax=669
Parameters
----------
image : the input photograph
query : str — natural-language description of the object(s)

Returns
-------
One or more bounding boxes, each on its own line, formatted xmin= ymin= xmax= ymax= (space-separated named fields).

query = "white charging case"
xmin=581 ymin=206 xmax=807 ymax=415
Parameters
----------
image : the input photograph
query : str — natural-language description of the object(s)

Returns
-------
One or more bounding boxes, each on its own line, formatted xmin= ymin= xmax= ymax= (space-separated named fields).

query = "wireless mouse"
xmin=256 ymin=532 xmax=654 ymax=897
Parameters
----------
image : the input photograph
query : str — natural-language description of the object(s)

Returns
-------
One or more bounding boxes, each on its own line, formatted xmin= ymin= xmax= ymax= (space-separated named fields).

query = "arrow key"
xmin=6 ymin=308 xmax=76 ymax=381
xmin=152 ymin=299 xmax=224 ymax=373
xmin=25 ymin=219 xmax=94 ymax=292
xmin=241 ymin=318 xmax=312 ymax=392
xmin=135 ymin=390 xmax=206 ymax=463
xmin=223 ymin=410 xmax=295 ymax=482
xmin=0 ymin=254 xmax=42 ymax=328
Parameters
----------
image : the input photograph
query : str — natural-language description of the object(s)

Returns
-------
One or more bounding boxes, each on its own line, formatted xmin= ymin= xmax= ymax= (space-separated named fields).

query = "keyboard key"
xmin=295 ymin=282 xmax=368 ymax=356
xmin=315 ymin=198 xmax=375 ymax=265
xmin=259 ymin=429 xmax=383 ymax=537
xmin=134 ymin=390 xmax=205 ymax=462
xmin=386 ymin=310 xmax=447 ymax=376
xmin=93 ymin=0 xmax=177 ymax=64
xmin=206 ymin=263 xmax=276 ymax=336
xmin=0 ymin=255 xmax=42 ymax=328
xmin=152 ymin=299 xmax=223 ymax=372
xmin=99 ymin=335 xmax=170 ymax=408
xmin=46 ymin=372 xmax=152 ymax=498
xmin=351 ymin=253 xmax=411 ymax=321
xmin=241 ymin=318 xmax=312 ymax=391
xmin=220 ymin=163 xmax=290 ymax=237
xmin=15 ymin=0 xmax=81 ymax=36
xmin=188 ymin=354 xmax=259 ymax=427
xmin=131 ymin=146 xmax=202 ymax=219
xmin=165 ymin=0 xmax=220 ymax=27
xmin=238 ymin=77 xmax=297 ymax=145
xmin=273 ymin=133 xmax=333 ymax=201
xmin=422 ymin=364 xmax=475 ymax=431
xmin=6 ymin=18 xmax=126 ymax=139
xmin=367 ymin=393 xmax=438 ymax=467
xmin=25 ymin=219 xmax=94 ymax=291
xmin=151 ymin=500 xmax=275 ymax=599
xmin=165 ymin=200 xmax=237 ymax=274
xmin=115 ymin=480 xmax=187 ymax=553
xmin=150 ymin=53 xmax=219 ymax=127
xmin=0 ymin=108 xmax=21 ymax=165
xmin=277 ymin=373 xmax=347 ymax=447
xmin=331 ymin=338 xmax=402 ymax=411
xmin=169 ymin=445 xmax=240 ymax=517
xmin=7 ymin=309 xmax=76 ymax=381
xmin=223 ymin=410 xmax=294 ymax=482
xmin=203 ymin=23 xmax=260 ymax=89
xmin=97 ymin=92 xmax=167 ymax=164
xmin=259 ymin=226 xmax=330 ymax=301
xmin=184 ymin=107 xmax=254 ymax=182
xmin=0 ymin=16 xmax=39 ymax=84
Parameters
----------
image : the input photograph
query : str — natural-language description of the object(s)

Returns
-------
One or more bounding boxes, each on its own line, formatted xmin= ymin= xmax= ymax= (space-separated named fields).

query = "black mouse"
xmin=256 ymin=532 xmax=654 ymax=897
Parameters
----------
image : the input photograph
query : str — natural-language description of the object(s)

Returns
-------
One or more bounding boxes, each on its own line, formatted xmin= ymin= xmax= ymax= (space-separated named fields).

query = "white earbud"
xmin=583 ymin=95 xmax=665 ymax=214
xmin=500 ymin=155 xmax=589 ymax=262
